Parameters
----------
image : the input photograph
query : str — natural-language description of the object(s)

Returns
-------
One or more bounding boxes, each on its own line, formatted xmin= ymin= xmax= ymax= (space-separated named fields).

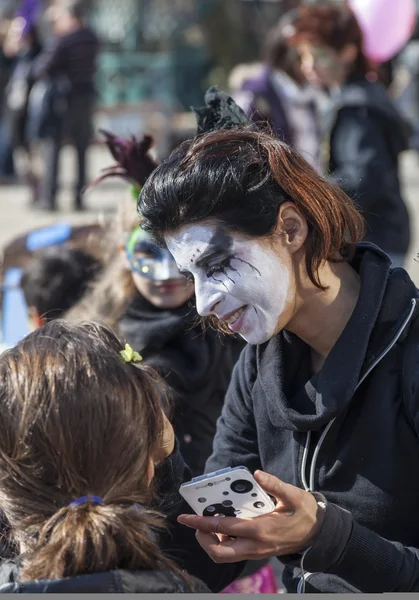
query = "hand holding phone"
xmin=178 ymin=470 xmax=324 ymax=566
xmin=179 ymin=466 xmax=275 ymax=519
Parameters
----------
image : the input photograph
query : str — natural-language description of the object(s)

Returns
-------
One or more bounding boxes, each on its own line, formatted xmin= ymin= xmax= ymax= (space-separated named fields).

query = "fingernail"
xmin=177 ymin=514 xmax=191 ymax=523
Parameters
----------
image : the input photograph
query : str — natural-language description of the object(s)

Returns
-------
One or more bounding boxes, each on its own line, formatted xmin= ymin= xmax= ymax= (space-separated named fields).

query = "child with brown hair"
xmin=0 ymin=319 xmax=208 ymax=593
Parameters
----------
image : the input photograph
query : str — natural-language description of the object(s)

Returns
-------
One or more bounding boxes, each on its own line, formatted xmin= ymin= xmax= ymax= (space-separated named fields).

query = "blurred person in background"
xmin=392 ymin=19 xmax=419 ymax=156
xmin=0 ymin=12 xmax=18 ymax=181
xmin=232 ymin=12 xmax=323 ymax=170
xmin=20 ymin=245 xmax=102 ymax=330
xmin=0 ymin=17 xmax=42 ymax=202
xmin=290 ymin=3 xmax=411 ymax=268
xmin=32 ymin=0 xmax=99 ymax=211
xmin=67 ymin=131 xmax=245 ymax=479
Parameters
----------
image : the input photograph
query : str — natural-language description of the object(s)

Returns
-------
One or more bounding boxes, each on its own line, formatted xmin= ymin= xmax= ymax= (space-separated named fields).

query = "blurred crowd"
xmin=0 ymin=0 xmax=418 ymax=255
xmin=1 ymin=0 xmax=419 ymax=595
xmin=230 ymin=3 xmax=419 ymax=266
xmin=0 ymin=0 xmax=99 ymax=210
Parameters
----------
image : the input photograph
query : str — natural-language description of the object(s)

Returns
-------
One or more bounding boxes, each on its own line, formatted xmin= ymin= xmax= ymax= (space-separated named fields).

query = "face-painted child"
xmin=123 ymin=226 xmax=194 ymax=310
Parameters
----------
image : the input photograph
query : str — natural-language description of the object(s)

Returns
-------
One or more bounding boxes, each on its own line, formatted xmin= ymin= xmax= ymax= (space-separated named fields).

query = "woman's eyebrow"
xmin=195 ymin=227 xmax=233 ymax=269
xmin=195 ymin=246 xmax=227 ymax=269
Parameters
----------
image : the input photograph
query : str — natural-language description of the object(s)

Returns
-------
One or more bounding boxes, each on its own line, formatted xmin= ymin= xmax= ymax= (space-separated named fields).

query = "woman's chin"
xmin=238 ymin=327 xmax=275 ymax=346
xmin=228 ymin=310 xmax=278 ymax=345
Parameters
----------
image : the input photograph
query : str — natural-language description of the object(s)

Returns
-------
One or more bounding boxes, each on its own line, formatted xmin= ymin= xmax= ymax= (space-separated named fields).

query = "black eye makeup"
xmin=179 ymin=226 xmax=262 ymax=288
xmin=205 ymin=257 xmax=237 ymax=283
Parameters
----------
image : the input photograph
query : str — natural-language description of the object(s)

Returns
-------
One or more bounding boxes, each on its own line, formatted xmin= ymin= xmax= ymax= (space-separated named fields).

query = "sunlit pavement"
xmin=0 ymin=144 xmax=124 ymax=252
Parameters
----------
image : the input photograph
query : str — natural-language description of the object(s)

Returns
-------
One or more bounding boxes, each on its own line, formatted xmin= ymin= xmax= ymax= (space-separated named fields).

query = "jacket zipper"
xmin=297 ymin=297 xmax=417 ymax=593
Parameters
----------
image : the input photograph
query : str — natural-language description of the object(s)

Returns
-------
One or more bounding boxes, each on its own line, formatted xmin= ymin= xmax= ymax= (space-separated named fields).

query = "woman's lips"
xmin=221 ymin=305 xmax=248 ymax=332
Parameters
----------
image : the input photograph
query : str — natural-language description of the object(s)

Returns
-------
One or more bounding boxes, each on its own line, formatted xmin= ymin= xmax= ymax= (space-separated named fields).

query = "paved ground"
xmin=1 ymin=144 xmax=419 ymax=284
xmin=0 ymin=144 xmax=125 ymax=253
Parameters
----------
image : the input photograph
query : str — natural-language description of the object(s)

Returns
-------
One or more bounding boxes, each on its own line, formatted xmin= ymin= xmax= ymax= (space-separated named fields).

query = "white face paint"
xmin=165 ymin=223 xmax=291 ymax=345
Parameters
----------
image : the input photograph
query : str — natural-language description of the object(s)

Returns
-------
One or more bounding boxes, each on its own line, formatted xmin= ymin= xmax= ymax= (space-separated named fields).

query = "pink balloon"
xmin=349 ymin=0 xmax=417 ymax=62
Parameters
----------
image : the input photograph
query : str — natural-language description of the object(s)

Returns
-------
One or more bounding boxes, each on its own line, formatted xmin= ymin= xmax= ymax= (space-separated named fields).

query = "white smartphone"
xmin=179 ymin=466 xmax=276 ymax=519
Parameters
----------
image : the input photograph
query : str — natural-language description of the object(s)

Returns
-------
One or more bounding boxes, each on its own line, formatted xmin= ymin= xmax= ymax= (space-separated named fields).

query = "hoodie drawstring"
xmin=297 ymin=298 xmax=417 ymax=593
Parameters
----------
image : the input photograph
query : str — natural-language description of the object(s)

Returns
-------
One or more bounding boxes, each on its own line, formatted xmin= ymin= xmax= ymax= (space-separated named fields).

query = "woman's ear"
xmin=276 ymin=201 xmax=308 ymax=253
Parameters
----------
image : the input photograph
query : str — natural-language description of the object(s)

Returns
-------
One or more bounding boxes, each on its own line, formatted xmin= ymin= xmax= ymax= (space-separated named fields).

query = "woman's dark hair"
xmin=263 ymin=10 xmax=304 ymax=84
xmin=138 ymin=128 xmax=364 ymax=289
xmin=289 ymin=3 xmax=372 ymax=79
xmin=66 ymin=0 xmax=91 ymax=21
xmin=264 ymin=29 xmax=296 ymax=71
xmin=0 ymin=320 xmax=175 ymax=582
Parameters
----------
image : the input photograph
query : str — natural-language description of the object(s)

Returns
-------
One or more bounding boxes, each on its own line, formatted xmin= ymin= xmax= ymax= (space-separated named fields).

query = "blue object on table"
xmin=1 ymin=267 xmax=29 ymax=346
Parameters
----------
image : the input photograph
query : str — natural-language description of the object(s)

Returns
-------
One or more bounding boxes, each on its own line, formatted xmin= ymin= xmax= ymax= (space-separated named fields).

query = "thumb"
xmin=254 ymin=470 xmax=297 ymax=510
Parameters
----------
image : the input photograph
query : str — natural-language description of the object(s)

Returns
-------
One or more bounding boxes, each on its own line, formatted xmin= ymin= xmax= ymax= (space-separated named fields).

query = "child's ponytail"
xmin=21 ymin=499 xmax=172 ymax=581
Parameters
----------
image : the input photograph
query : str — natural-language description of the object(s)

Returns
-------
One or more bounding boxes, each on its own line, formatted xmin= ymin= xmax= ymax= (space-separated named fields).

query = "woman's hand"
xmin=154 ymin=411 xmax=175 ymax=465
xmin=177 ymin=470 xmax=325 ymax=563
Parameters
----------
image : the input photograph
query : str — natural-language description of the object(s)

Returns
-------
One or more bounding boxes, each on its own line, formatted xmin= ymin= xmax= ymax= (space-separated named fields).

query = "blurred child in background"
xmin=20 ymin=245 xmax=102 ymax=329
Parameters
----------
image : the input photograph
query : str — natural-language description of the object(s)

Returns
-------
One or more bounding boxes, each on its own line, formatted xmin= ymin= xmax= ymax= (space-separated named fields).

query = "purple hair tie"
xmin=70 ymin=495 xmax=104 ymax=507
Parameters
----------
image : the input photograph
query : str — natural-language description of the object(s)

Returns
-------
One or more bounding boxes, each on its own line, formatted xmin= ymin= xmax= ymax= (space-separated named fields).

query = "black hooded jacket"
xmin=0 ymin=563 xmax=209 ymax=593
xmin=119 ymin=295 xmax=244 ymax=476
xmin=155 ymin=243 xmax=419 ymax=593
xmin=328 ymin=79 xmax=410 ymax=256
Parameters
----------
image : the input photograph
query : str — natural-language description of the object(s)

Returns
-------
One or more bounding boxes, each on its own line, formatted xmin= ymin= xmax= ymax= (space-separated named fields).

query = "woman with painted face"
xmin=68 ymin=132 xmax=244 ymax=478
xmin=137 ymin=127 xmax=419 ymax=593
xmin=286 ymin=3 xmax=410 ymax=268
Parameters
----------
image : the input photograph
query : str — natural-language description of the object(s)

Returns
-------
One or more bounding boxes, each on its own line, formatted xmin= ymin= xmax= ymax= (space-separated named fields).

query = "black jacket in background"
xmin=119 ymin=295 xmax=244 ymax=476
xmin=0 ymin=562 xmax=209 ymax=593
xmin=155 ymin=243 xmax=419 ymax=593
xmin=328 ymin=79 xmax=410 ymax=256
xmin=33 ymin=27 xmax=99 ymax=96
